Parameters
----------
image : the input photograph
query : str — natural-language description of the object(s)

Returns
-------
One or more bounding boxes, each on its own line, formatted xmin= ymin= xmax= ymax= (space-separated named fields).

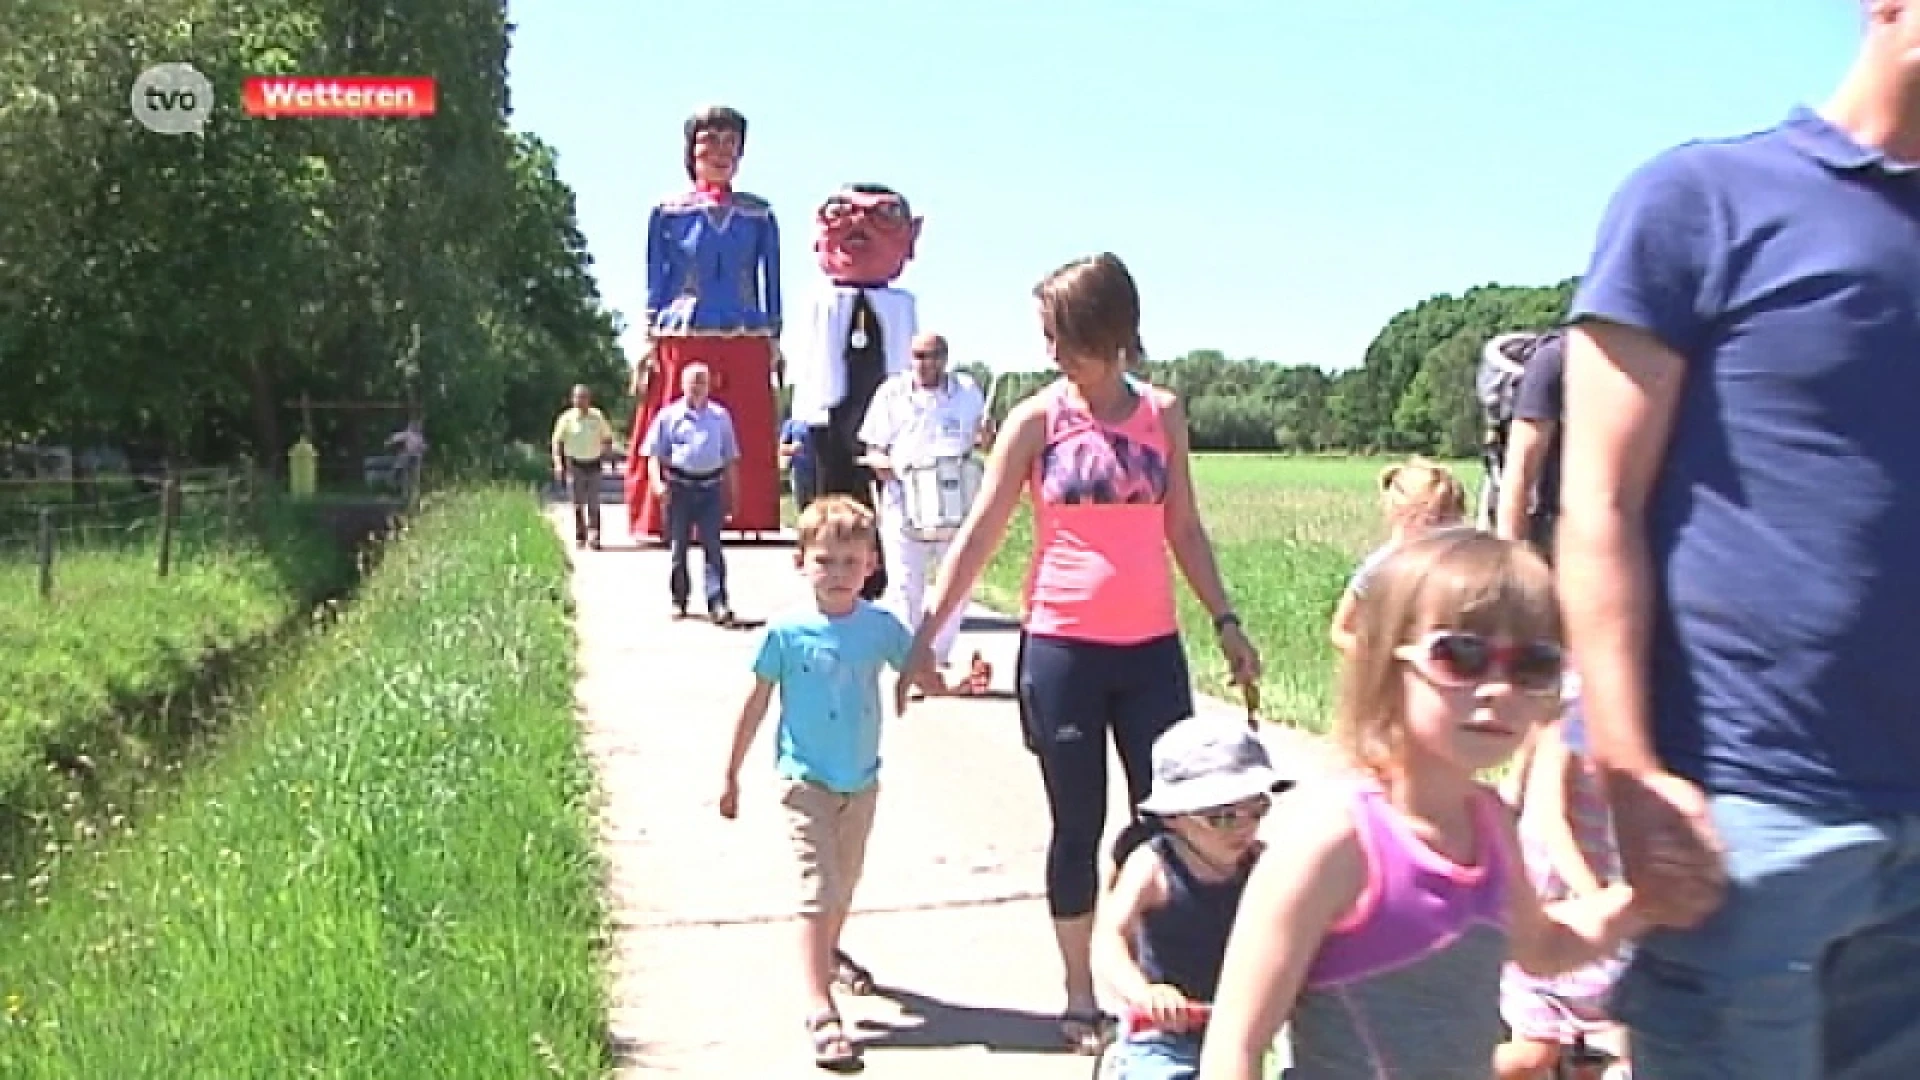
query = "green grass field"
xmin=977 ymin=454 xmax=1471 ymax=734
xmin=0 ymin=489 xmax=605 ymax=1078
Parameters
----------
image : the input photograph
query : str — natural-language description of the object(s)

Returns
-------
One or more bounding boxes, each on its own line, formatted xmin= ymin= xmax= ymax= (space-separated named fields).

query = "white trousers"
xmin=878 ymin=492 xmax=966 ymax=666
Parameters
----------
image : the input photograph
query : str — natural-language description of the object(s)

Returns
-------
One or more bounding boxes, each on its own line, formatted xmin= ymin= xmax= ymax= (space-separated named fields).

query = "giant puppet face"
xmin=815 ymin=185 xmax=921 ymax=286
xmin=682 ymin=105 xmax=747 ymax=186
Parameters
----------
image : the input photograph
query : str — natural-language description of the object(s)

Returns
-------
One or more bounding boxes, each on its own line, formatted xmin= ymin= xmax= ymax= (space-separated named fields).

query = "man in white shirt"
xmin=858 ymin=333 xmax=993 ymax=690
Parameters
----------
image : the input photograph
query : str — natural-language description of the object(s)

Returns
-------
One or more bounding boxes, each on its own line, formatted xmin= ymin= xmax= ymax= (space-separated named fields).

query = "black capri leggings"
xmin=1018 ymin=631 xmax=1194 ymax=919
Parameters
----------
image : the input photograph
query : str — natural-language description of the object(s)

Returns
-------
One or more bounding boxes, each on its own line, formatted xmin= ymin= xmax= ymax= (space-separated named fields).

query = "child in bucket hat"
xmin=1091 ymin=715 xmax=1292 ymax=1078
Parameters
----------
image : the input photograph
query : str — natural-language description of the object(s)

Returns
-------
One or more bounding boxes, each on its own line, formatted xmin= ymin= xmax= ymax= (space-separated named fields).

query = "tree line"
xmin=0 ymin=1 xmax=625 ymax=472
xmin=2 ymin=2 xmax=1571 ymax=471
xmin=984 ymin=279 xmax=1577 ymax=457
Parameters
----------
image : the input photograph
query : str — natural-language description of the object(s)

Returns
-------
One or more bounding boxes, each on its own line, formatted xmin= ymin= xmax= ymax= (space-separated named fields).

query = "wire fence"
xmin=0 ymin=468 xmax=259 ymax=601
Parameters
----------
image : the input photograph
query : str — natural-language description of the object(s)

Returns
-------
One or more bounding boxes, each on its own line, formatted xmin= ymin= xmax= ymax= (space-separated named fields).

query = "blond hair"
xmin=1377 ymin=456 xmax=1467 ymax=526
xmin=1334 ymin=529 xmax=1562 ymax=773
xmin=795 ymin=495 xmax=878 ymax=552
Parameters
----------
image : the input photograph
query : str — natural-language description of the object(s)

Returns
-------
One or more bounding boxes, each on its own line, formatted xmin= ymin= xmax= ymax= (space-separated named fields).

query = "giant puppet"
xmin=787 ymin=184 xmax=922 ymax=598
xmin=625 ymin=105 xmax=783 ymax=540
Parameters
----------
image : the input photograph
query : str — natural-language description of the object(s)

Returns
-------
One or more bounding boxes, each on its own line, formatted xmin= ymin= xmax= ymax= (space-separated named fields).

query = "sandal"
xmin=808 ymin=1011 xmax=863 ymax=1072
xmin=1059 ymin=1009 xmax=1112 ymax=1055
xmin=832 ymin=949 xmax=876 ymax=995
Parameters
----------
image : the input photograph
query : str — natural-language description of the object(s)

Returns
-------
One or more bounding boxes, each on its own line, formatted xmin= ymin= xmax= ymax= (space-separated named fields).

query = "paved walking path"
xmin=554 ymin=502 xmax=1336 ymax=1077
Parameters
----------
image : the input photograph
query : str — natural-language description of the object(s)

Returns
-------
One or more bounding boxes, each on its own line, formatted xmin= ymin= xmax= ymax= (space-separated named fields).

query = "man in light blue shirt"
xmin=641 ymin=362 xmax=741 ymax=623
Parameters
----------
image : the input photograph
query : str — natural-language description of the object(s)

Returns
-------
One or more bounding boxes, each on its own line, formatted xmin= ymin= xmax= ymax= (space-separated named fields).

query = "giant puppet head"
xmin=682 ymin=105 xmax=747 ymax=186
xmin=815 ymin=184 xmax=921 ymax=286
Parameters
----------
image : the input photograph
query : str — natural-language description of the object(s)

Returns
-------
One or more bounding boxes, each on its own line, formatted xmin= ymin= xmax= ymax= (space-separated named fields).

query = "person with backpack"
xmin=1498 ymin=329 xmax=1567 ymax=561
xmin=1478 ymin=328 xmax=1567 ymax=562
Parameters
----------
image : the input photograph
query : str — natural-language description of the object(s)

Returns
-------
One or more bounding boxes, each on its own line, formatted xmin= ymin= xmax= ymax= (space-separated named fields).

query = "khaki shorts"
xmin=778 ymin=777 xmax=879 ymax=916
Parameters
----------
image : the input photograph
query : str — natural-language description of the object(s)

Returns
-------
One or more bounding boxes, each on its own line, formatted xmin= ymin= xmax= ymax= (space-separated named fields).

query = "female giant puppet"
xmin=788 ymin=184 xmax=922 ymax=598
xmin=625 ymin=105 xmax=783 ymax=539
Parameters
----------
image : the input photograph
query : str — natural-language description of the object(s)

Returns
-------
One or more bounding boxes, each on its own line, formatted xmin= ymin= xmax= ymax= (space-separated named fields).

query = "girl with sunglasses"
xmin=1090 ymin=715 xmax=1288 ymax=1079
xmin=1200 ymin=530 xmax=1645 ymax=1080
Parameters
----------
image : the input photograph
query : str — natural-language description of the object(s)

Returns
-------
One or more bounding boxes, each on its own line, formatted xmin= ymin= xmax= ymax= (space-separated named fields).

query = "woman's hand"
xmin=894 ymin=636 xmax=940 ymax=714
xmin=1219 ymin=622 xmax=1262 ymax=690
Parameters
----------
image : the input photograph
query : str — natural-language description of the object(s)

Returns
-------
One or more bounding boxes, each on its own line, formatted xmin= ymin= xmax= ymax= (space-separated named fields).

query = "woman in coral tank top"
xmin=899 ymin=252 xmax=1261 ymax=1052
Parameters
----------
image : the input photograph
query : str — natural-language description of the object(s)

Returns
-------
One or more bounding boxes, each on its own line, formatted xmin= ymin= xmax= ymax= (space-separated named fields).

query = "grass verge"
xmin=0 ymin=488 xmax=605 ymax=1079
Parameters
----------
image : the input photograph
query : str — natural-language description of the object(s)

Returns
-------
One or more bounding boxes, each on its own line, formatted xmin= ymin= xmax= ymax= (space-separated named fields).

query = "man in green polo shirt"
xmin=551 ymin=384 xmax=614 ymax=549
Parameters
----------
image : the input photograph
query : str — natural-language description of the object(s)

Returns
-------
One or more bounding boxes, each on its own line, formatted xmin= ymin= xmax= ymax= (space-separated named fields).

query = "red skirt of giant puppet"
xmin=624 ymin=333 xmax=781 ymax=540
xmin=623 ymin=106 xmax=784 ymax=541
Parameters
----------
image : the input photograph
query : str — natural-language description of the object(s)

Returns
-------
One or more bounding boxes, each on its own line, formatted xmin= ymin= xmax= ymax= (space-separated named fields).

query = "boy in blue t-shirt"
xmin=719 ymin=494 xmax=912 ymax=1071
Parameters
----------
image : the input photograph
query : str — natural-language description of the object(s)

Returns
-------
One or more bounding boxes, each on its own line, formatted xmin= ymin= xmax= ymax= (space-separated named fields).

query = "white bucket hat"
xmin=1137 ymin=714 xmax=1288 ymax=816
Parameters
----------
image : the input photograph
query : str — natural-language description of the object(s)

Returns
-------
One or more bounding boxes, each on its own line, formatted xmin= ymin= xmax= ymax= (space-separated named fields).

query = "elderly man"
xmin=551 ymin=384 xmax=614 ymax=549
xmin=858 ymin=332 xmax=993 ymax=691
xmin=640 ymin=363 xmax=741 ymax=624
xmin=1559 ymin=5 xmax=1920 ymax=1077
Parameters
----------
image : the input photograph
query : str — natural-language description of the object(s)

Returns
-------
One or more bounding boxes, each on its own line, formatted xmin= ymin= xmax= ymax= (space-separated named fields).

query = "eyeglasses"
xmin=911 ymin=351 xmax=944 ymax=360
xmin=1194 ymin=795 xmax=1271 ymax=830
xmin=1394 ymin=630 xmax=1565 ymax=695
xmin=817 ymin=195 xmax=911 ymax=225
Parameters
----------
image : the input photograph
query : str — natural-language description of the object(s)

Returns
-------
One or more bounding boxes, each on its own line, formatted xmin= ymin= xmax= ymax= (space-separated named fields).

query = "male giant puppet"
xmin=787 ymin=184 xmax=922 ymax=599
xmin=626 ymin=105 xmax=782 ymax=540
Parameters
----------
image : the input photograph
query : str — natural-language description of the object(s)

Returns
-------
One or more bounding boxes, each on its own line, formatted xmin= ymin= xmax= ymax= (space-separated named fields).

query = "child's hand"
xmin=718 ymin=777 xmax=741 ymax=820
xmin=1129 ymin=983 xmax=1201 ymax=1034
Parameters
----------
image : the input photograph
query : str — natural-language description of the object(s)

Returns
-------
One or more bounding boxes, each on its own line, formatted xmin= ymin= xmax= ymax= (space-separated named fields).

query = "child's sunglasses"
xmin=1194 ymin=795 xmax=1272 ymax=830
xmin=1394 ymin=630 xmax=1565 ymax=695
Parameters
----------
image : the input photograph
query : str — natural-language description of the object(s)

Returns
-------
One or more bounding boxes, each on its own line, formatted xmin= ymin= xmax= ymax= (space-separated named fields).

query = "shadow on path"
xmin=856 ymin=985 xmax=1072 ymax=1056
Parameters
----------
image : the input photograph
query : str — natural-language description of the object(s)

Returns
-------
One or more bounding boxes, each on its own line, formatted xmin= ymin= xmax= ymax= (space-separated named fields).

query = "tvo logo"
xmin=131 ymin=63 xmax=213 ymax=135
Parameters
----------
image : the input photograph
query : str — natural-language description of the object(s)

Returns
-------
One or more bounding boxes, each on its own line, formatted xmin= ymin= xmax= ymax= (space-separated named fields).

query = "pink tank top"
xmin=1022 ymin=381 xmax=1178 ymax=645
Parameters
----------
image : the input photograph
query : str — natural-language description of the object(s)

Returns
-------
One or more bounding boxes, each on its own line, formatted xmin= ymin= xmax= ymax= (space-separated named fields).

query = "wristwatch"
xmin=1212 ymin=611 xmax=1242 ymax=635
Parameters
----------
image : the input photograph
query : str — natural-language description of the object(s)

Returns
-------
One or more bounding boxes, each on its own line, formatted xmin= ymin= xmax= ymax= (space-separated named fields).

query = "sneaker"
xmin=711 ymin=605 xmax=734 ymax=627
xmin=673 ymin=601 xmax=688 ymax=619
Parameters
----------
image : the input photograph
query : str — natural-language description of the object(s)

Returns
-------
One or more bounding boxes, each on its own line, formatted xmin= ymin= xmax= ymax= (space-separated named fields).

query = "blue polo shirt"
xmin=641 ymin=398 xmax=739 ymax=477
xmin=1570 ymin=106 xmax=1920 ymax=814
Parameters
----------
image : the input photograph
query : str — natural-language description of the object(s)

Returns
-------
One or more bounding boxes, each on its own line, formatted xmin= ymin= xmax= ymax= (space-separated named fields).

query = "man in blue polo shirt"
xmin=1558 ymin=7 xmax=1920 ymax=1077
xmin=642 ymin=362 xmax=741 ymax=624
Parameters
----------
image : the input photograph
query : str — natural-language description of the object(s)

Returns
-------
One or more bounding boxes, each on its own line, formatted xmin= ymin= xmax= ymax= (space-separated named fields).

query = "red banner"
xmin=243 ymin=77 xmax=436 ymax=118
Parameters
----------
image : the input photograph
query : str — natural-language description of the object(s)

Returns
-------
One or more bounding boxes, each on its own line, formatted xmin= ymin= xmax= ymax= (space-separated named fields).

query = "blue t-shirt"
xmin=1569 ymin=106 xmax=1920 ymax=813
xmin=752 ymin=601 xmax=913 ymax=794
xmin=780 ymin=417 xmax=814 ymax=475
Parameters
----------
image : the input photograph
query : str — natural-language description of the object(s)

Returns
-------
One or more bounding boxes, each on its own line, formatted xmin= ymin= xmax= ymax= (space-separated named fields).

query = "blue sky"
xmin=504 ymin=1 xmax=1859 ymax=374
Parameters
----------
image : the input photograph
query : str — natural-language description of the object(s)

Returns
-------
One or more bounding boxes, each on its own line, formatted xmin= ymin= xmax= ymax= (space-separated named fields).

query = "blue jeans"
xmin=1614 ymin=792 xmax=1920 ymax=1079
xmin=665 ymin=481 xmax=726 ymax=611
xmin=790 ymin=465 xmax=815 ymax=513
xmin=1108 ymin=1032 xmax=1201 ymax=1080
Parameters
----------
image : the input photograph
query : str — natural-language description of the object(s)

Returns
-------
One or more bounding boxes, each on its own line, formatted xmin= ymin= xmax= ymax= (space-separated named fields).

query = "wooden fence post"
xmin=37 ymin=508 xmax=54 ymax=600
xmin=157 ymin=471 xmax=179 ymax=579
xmin=222 ymin=472 xmax=237 ymax=548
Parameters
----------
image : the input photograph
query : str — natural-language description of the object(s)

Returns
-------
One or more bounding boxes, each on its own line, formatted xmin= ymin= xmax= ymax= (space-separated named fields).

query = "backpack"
xmin=1474 ymin=328 xmax=1561 ymax=530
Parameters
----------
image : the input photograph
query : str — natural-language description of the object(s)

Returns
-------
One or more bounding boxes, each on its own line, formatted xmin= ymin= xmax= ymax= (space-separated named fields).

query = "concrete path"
xmin=554 ymin=501 xmax=1336 ymax=1078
